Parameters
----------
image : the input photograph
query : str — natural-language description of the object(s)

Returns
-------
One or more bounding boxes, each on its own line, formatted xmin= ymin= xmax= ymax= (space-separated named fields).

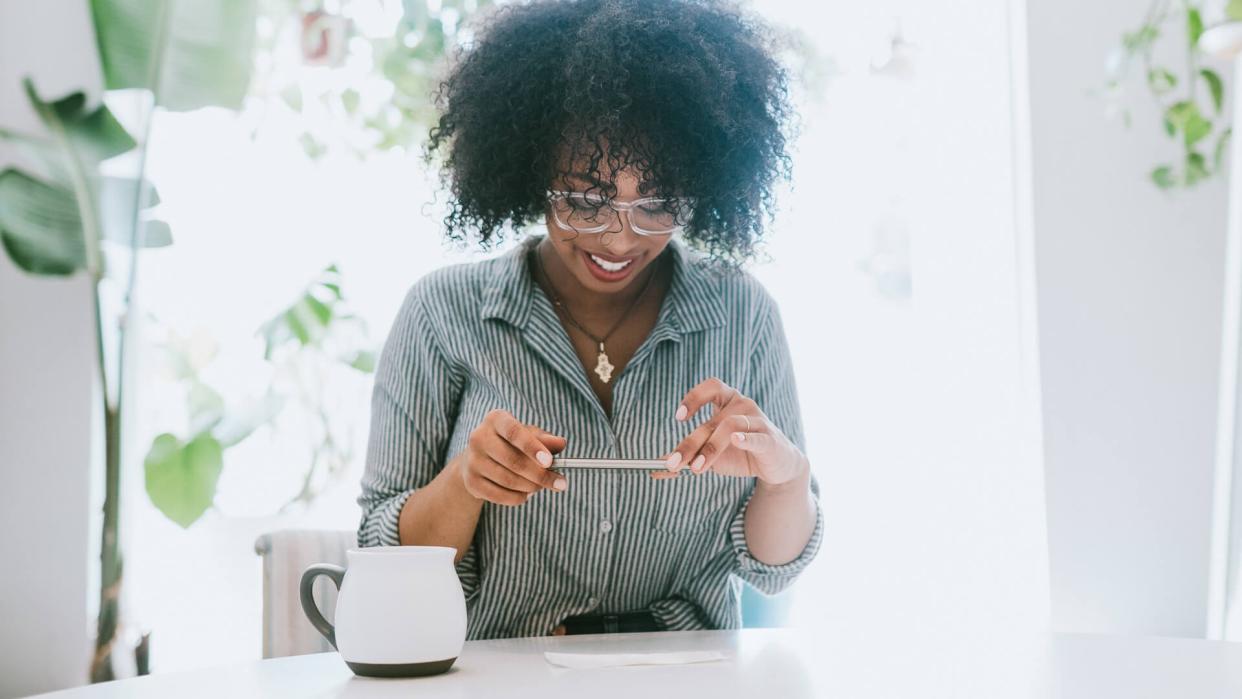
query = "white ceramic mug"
xmin=300 ymin=546 xmax=467 ymax=677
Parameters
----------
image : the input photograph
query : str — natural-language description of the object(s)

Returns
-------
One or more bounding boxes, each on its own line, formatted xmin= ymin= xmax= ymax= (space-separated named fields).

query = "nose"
xmin=600 ymin=210 xmax=642 ymax=252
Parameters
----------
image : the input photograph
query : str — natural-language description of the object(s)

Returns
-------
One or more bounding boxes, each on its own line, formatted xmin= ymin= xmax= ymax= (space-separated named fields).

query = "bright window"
xmin=125 ymin=0 xmax=1047 ymax=672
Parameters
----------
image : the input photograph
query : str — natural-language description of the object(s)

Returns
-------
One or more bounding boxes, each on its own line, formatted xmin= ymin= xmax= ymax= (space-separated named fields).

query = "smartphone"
xmin=550 ymin=457 xmax=668 ymax=471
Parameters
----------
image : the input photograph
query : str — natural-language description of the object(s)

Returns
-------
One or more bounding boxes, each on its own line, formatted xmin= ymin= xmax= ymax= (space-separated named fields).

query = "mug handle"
xmin=300 ymin=564 xmax=346 ymax=649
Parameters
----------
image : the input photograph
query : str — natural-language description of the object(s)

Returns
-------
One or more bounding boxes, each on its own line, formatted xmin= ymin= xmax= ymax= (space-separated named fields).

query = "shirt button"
xmin=588 ymin=597 xmax=599 ymax=607
xmin=599 ymin=520 xmax=613 ymax=534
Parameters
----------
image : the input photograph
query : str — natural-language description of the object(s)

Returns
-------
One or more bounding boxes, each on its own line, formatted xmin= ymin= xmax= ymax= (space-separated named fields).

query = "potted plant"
xmin=0 ymin=0 xmax=259 ymax=681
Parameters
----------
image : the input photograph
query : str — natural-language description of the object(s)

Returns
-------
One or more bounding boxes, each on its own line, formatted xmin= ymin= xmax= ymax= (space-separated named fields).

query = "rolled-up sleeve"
xmin=357 ymin=280 xmax=465 ymax=548
xmin=729 ymin=292 xmax=824 ymax=594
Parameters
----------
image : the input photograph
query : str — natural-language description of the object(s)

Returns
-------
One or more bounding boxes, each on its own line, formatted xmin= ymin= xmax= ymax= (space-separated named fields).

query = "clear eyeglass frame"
xmin=546 ymin=189 xmax=692 ymax=237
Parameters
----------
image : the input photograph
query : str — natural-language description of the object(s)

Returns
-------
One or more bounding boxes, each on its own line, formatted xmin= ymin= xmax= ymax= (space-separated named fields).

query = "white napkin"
xmin=544 ymin=650 xmax=728 ymax=669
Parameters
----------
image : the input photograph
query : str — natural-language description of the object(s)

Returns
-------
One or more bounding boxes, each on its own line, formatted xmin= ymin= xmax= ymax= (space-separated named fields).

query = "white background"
xmin=118 ymin=0 xmax=1051 ymax=671
xmin=1027 ymin=1 xmax=1228 ymax=637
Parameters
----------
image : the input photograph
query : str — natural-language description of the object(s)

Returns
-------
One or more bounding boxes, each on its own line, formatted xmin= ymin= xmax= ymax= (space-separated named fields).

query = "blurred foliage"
xmin=1104 ymin=0 xmax=1235 ymax=189
xmin=148 ymin=264 xmax=375 ymax=525
xmin=251 ymin=0 xmax=493 ymax=160
xmin=0 ymin=0 xmax=261 ymax=682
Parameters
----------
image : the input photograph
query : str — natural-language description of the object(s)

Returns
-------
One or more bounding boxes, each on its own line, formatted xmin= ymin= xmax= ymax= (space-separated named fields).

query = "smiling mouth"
xmin=587 ymin=253 xmax=633 ymax=272
xmin=580 ymin=249 xmax=640 ymax=281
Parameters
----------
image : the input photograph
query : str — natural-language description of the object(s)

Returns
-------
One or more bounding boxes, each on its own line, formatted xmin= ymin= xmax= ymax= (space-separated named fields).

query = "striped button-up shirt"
xmin=358 ymin=234 xmax=823 ymax=640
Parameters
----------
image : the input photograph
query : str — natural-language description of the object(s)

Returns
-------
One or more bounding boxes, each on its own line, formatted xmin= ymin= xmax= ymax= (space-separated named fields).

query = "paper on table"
xmin=543 ymin=650 xmax=729 ymax=669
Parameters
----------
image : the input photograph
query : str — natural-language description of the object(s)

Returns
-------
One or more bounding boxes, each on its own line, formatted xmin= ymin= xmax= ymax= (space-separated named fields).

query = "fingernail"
xmin=537 ymin=451 xmax=552 ymax=467
xmin=675 ymin=404 xmax=688 ymax=421
xmin=665 ymin=452 xmax=682 ymax=470
xmin=691 ymin=455 xmax=705 ymax=472
xmin=553 ymin=478 xmax=568 ymax=491
xmin=734 ymin=432 xmax=746 ymax=443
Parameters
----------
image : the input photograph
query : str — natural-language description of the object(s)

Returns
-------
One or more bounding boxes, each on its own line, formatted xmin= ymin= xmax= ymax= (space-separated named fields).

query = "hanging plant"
xmin=1105 ymin=0 xmax=1236 ymax=189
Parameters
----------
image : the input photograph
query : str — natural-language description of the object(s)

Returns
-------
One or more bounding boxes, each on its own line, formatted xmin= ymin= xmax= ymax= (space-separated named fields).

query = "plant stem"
xmin=24 ymin=77 xmax=121 ymax=681
xmin=89 ymin=1 xmax=173 ymax=680
xmin=90 ymin=400 xmax=122 ymax=683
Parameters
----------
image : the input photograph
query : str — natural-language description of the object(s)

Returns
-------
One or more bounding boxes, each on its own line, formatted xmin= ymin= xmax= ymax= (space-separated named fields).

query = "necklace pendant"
xmin=594 ymin=343 xmax=615 ymax=384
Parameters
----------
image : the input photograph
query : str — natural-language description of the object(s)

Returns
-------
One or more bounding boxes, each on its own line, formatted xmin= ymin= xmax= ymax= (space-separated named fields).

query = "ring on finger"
xmin=742 ymin=414 xmax=751 ymax=432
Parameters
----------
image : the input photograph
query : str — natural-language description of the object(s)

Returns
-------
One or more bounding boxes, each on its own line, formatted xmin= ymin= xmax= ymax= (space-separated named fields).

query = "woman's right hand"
xmin=458 ymin=409 xmax=568 ymax=506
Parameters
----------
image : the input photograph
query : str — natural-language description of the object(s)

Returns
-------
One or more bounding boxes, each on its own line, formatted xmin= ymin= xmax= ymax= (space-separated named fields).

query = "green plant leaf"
xmin=90 ymin=0 xmax=259 ymax=111
xmin=0 ymin=128 xmax=72 ymax=182
xmin=138 ymin=219 xmax=172 ymax=247
xmin=1185 ymin=114 xmax=1212 ymax=148
xmin=260 ymin=266 xmax=358 ymax=356
xmin=1216 ymin=127 xmax=1233 ymax=171
xmin=0 ymin=169 xmax=85 ymax=275
xmin=299 ymin=132 xmax=327 ymax=160
xmin=259 ymin=320 xmax=288 ymax=360
xmin=345 ymin=349 xmax=376 ymax=373
xmin=284 ymin=307 xmax=312 ymax=344
xmin=1151 ymin=165 xmax=1177 ymax=189
xmin=188 ymin=382 xmax=226 ymax=434
xmin=304 ymin=294 xmax=333 ymax=326
xmin=1167 ymin=101 xmax=1212 ymax=148
xmin=1229 ymin=0 xmax=1242 ymax=21
xmin=144 ymin=432 xmax=223 ymax=528
xmin=1187 ymin=7 xmax=1204 ymax=46
xmin=20 ymin=80 xmax=108 ymax=278
xmin=279 ymin=84 xmax=303 ymax=112
xmin=1147 ymin=67 xmax=1177 ymax=94
xmin=1186 ymin=151 xmax=1210 ymax=185
xmin=1166 ymin=100 xmax=1194 ymax=128
xmin=1201 ymin=69 xmax=1224 ymax=114
xmin=213 ymin=392 xmax=284 ymax=448
xmin=99 ymin=176 xmax=171 ymax=248
xmin=340 ymin=88 xmax=360 ymax=115
xmin=24 ymin=83 xmax=137 ymax=165
xmin=1122 ymin=24 xmax=1159 ymax=52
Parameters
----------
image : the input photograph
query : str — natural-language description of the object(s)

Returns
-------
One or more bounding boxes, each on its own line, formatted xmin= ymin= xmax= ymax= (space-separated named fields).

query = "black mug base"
xmin=345 ymin=657 xmax=457 ymax=678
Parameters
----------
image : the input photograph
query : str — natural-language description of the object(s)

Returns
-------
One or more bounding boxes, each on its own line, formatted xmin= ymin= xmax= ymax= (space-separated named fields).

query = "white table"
xmin=28 ymin=628 xmax=1242 ymax=698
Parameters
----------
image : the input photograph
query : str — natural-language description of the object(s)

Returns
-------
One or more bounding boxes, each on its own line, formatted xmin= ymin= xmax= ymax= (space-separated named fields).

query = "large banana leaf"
xmin=17 ymin=80 xmax=133 ymax=277
xmin=0 ymin=85 xmax=134 ymax=186
xmin=0 ymin=169 xmax=172 ymax=275
xmin=99 ymin=175 xmax=172 ymax=248
xmin=90 ymin=0 xmax=258 ymax=112
xmin=28 ymin=87 xmax=136 ymax=164
xmin=5 ymin=81 xmax=173 ymax=276
xmin=0 ymin=170 xmax=85 ymax=275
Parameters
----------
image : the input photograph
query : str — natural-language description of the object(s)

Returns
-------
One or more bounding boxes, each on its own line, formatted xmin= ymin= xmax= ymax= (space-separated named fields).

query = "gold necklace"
xmin=531 ymin=245 xmax=660 ymax=384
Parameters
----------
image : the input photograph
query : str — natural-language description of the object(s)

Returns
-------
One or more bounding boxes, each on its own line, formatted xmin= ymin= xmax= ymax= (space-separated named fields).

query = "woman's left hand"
xmin=652 ymin=377 xmax=808 ymax=486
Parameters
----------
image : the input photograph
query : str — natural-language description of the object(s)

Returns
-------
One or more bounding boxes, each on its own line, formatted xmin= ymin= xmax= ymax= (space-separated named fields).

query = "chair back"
xmin=254 ymin=529 xmax=355 ymax=658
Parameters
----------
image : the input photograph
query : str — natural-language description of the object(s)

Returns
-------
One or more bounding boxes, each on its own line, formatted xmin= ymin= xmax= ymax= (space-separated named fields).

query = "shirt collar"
xmin=478 ymin=234 xmax=727 ymax=334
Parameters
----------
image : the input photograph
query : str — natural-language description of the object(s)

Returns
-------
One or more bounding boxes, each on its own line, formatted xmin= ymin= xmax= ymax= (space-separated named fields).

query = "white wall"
xmin=0 ymin=1 xmax=99 ymax=696
xmin=756 ymin=0 xmax=1050 ymax=635
xmin=1027 ymin=0 xmax=1227 ymax=637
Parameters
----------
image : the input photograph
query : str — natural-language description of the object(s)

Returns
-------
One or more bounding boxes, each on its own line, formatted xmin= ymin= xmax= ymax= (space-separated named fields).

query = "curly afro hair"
xmin=425 ymin=0 xmax=794 ymax=263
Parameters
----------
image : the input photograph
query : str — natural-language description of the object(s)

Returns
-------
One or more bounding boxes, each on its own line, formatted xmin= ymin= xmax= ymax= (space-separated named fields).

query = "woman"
xmin=359 ymin=0 xmax=822 ymax=640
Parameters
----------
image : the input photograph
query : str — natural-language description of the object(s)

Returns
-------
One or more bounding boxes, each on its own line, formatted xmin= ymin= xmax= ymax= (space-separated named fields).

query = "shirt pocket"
xmin=648 ymin=473 xmax=745 ymax=533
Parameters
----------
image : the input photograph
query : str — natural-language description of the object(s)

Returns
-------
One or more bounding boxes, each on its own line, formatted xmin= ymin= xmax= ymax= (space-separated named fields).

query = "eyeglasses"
xmin=546 ymin=190 xmax=693 ymax=237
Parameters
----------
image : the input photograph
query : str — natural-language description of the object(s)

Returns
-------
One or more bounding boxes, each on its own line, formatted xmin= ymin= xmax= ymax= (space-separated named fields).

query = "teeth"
xmin=589 ymin=254 xmax=632 ymax=272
